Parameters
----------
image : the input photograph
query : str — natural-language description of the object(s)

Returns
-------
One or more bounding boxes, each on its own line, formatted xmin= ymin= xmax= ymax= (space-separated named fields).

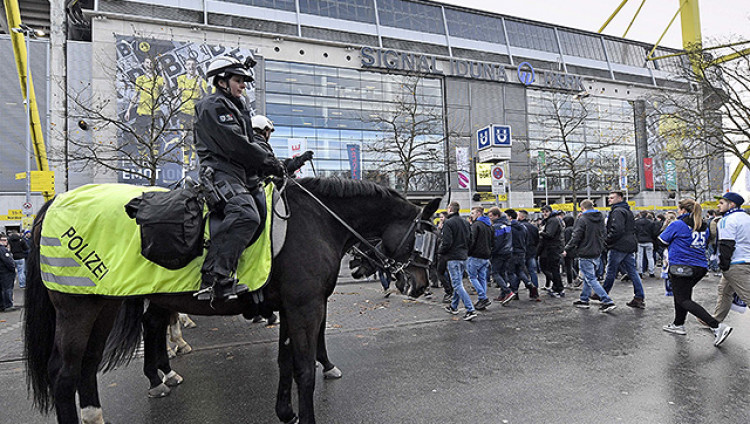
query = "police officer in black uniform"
xmin=194 ymin=55 xmax=285 ymax=301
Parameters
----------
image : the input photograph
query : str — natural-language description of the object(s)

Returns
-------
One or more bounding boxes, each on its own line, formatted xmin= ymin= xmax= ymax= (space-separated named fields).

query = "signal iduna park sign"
xmin=361 ymin=47 xmax=585 ymax=91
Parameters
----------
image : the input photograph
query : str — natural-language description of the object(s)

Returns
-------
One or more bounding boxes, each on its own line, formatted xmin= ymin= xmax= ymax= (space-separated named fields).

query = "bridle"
xmin=285 ymin=178 xmax=438 ymax=296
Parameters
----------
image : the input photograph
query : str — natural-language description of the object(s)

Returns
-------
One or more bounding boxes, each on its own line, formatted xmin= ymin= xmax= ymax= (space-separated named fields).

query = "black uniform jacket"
xmin=194 ymin=92 xmax=276 ymax=183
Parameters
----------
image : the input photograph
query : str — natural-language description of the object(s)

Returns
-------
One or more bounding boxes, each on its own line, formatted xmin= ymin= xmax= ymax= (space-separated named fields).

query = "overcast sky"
xmin=435 ymin=0 xmax=750 ymax=49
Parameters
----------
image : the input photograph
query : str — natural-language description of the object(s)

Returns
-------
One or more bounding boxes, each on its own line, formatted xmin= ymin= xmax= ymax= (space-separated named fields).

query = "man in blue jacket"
xmin=467 ymin=207 xmax=493 ymax=310
xmin=488 ymin=208 xmax=514 ymax=304
xmin=505 ymin=209 xmax=536 ymax=301
xmin=601 ymin=191 xmax=645 ymax=308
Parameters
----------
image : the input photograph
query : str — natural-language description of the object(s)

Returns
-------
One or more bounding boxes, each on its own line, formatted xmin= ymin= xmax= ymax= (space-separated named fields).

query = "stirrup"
xmin=194 ymin=286 xmax=213 ymax=301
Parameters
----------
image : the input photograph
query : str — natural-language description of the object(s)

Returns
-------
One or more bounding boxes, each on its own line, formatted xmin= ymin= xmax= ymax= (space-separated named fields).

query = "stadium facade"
xmin=0 ymin=0 xmax=724 ymax=231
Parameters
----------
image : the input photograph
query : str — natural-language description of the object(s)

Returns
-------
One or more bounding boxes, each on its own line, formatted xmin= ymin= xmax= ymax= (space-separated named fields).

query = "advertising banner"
xmin=456 ymin=147 xmax=470 ymax=190
xmin=643 ymin=157 xmax=654 ymax=189
xmin=664 ymin=159 xmax=678 ymax=191
xmin=346 ymin=144 xmax=361 ymax=180
xmin=115 ymin=36 xmax=258 ymax=187
xmin=537 ymin=150 xmax=546 ymax=190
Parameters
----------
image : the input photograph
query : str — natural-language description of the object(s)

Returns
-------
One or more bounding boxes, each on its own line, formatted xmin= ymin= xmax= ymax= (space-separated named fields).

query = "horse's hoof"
xmin=167 ymin=348 xmax=176 ymax=359
xmin=147 ymin=383 xmax=171 ymax=398
xmin=282 ymin=415 xmax=299 ymax=424
xmin=163 ymin=370 xmax=184 ymax=387
xmin=175 ymin=344 xmax=192 ymax=355
xmin=323 ymin=366 xmax=342 ymax=379
xmin=81 ymin=406 xmax=105 ymax=424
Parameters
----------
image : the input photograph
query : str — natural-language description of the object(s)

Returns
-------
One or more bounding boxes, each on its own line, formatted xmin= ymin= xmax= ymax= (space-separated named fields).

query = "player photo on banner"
xmin=115 ymin=35 xmax=260 ymax=186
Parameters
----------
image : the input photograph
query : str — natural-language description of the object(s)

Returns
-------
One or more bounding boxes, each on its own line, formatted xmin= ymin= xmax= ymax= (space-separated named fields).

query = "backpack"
xmin=125 ymin=187 xmax=205 ymax=269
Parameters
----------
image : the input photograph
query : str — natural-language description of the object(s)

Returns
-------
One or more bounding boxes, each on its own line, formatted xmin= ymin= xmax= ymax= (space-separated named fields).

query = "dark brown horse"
xmin=24 ymin=177 xmax=440 ymax=424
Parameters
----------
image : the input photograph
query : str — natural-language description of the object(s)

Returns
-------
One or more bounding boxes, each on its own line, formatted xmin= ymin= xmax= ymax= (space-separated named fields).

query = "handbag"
xmin=668 ymin=264 xmax=694 ymax=278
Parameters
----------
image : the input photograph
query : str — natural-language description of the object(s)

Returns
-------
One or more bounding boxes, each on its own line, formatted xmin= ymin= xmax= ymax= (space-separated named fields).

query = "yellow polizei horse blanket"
xmin=40 ymin=183 xmax=273 ymax=297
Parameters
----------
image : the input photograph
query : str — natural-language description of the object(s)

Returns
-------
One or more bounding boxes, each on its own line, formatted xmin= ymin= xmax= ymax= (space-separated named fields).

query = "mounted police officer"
xmin=194 ymin=55 xmax=286 ymax=301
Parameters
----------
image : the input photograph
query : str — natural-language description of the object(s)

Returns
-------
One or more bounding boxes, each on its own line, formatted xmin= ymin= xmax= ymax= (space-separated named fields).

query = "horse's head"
xmin=381 ymin=197 xmax=441 ymax=298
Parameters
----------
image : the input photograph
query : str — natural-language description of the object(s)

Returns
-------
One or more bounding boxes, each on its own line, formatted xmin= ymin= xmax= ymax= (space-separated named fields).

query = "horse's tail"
xmin=100 ymin=298 xmax=144 ymax=373
xmin=24 ymin=199 xmax=57 ymax=412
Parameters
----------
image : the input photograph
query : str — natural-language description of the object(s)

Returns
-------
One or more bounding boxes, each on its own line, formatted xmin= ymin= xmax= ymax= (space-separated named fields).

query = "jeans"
xmin=602 ymin=249 xmax=645 ymax=299
xmin=507 ymin=255 xmax=530 ymax=292
xmin=670 ymin=266 xmax=718 ymax=327
xmin=448 ymin=260 xmax=474 ymax=312
xmin=578 ymin=258 xmax=613 ymax=304
xmin=636 ymin=243 xmax=654 ymax=274
xmin=490 ymin=256 xmax=512 ymax=296
xmin=525 ymin=256 xmax=539 ymax=287
xmin=466 ymin=257 xmax=490 ymax=301
xmin=378 ymin=270 xmax=390 ymax=291
xmin=706 ymin=244 xmax=719 ymax=272
xmin=14 ymin=258 xmax=25 ymax=288
xmin=0 ymin=275 xmax=13 ymax=309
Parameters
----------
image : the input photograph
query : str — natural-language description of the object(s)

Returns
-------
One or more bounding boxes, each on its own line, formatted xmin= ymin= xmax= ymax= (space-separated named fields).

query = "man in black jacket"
xmin=539 ymin=205 xmax=565 ymax=297
xmin=518 ymin=210 xmax=540 ymax=290
xmin=0 ymin=234 xmax=17 ymax=312
xmin=601 ymin=191 xmax=645 ymax=308
xmin=564 ymin=200 xmax=616 ymax=312
xmin=440 ymin=202 xmax=478 ymax=321
xmin=195 ymin=56 xmax=286 ymax=301
xmin=467 ymin=207 xmax=493 ymax=310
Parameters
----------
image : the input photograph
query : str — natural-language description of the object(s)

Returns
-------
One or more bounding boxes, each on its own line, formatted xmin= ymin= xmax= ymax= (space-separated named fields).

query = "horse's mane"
xmin=295 ymin=177 xmax=407 ymax=201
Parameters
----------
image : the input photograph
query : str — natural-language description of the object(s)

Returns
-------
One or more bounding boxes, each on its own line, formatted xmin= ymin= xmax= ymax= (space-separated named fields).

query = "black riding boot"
xmin=195 ymin=273 xmax=248 ymax=301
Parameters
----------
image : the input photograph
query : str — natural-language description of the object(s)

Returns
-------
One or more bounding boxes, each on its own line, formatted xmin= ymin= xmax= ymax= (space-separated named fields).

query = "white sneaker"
xmin=663 ymin=323 xmax=687 ymax=335
xmin=713 ymin=323 xmax=733 ymax=347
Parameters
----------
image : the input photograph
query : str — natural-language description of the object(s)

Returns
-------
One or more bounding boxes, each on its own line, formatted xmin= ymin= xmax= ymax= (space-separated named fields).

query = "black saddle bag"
xmin=125 ymin=187 xmax=205 ymax=269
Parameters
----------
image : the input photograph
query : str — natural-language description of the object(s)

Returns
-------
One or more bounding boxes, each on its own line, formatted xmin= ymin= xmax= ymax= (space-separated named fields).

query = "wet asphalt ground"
xmin=2 ymin=270 xmax=750 ymax=424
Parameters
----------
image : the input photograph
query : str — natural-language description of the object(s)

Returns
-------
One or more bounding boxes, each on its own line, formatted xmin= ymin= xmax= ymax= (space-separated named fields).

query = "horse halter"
xmin=287 ymin=178 xmax=438 ymax=296
xmin=387 ymin=216 xmax=439 ymax=296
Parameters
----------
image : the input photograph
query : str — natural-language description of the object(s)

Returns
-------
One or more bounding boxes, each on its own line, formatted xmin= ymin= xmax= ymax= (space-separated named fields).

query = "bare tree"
xmin=646 ymin=110 xmax=713 ymax=200
xmin=652 ymin=40 xmax=750 ymax=190
xmin=533 ymin=91 xmax=632 ymax=210
xmin=364 ymin=74 xmax=448 ymax=195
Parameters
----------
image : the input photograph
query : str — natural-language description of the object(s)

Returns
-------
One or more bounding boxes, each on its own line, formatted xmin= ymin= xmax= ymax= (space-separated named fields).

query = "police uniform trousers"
xmin=202 ymin=171 xmax=266 ymax=278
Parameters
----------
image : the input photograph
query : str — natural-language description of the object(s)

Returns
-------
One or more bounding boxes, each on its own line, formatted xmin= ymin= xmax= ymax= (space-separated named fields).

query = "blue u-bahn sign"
xmin=477 ymin=127 xmax=491 ymax=150
xmin=477 ymin=124 xmax=512 ymax=162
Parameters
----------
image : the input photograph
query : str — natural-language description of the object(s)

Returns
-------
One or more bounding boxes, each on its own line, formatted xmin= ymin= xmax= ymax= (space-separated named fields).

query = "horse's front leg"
xmin=289 ymin=305 xmax=325 ymax=424
xmin=275 ymin=309 xmax=298 ymax=424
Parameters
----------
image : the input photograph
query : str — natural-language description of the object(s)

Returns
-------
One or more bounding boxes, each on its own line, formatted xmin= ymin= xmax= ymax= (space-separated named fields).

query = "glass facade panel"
xmin=558 ymin=30 xmax=606 ymax=61
xmin=505 ymin=20 xmax=558 ymax=53
xmin=219 ymin=0 xmax=296 ymax=12
xmin=445 ymin=8 xmax=505 ymax=44
xmin=604 ymin=39 xmax=648 ymax=67
xmin=377 ymin=0 xmax=445 ymax=35
xmin=265 ymin=61 xmax=446 ymax=192
xmin=527 ymin=90 xmax=637 ymax=193
xmin=299 ymin=0 xmax=376 ymax=24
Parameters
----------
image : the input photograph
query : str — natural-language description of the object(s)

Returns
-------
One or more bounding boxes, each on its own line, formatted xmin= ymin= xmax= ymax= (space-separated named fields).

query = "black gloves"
xmin=284 ymin=151 xmax=314 ymax=174
xmin=271 ymin=160 xmax=286 ymax=177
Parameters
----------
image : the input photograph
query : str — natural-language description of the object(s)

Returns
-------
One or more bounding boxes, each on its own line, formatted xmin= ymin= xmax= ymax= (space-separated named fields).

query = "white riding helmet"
xmin=251 ymin=115 xmax=275 ymax=133
xmin=206 ymin=56 xmax=254 ymax=86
